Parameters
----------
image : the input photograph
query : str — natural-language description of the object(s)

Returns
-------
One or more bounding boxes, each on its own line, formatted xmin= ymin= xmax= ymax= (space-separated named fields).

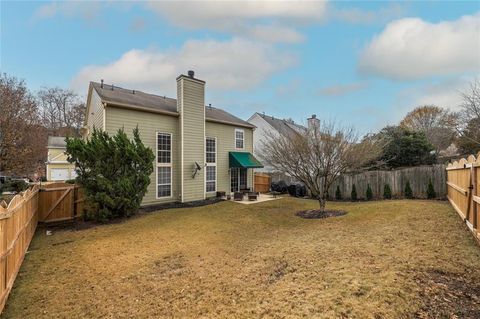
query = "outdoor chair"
xmin=234 ymin=192 xmax=244 ymax=201
xmin=248 ymin=192 xmax=258 ymax=201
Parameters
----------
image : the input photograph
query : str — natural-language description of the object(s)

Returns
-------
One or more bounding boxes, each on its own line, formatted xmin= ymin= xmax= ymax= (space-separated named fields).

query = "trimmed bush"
xmin=65 ymin=179 xmax=76 ymax=184
xmin=404 ymin=181 xmax=413 ymax=199
xmin=426 ymin=179 xmax=436 ymax=199
xmin=66 ymin=127 xmax=154 ymax=221
xmin=335 ymin=185 xmax=342 ymax=200
xmin=351 ymin=184 xmax=357 ymax=201
xmin=366 ymin=184 xmax=373 ymax=200
xmin=383 ymin=184 xmax=392 ymax=199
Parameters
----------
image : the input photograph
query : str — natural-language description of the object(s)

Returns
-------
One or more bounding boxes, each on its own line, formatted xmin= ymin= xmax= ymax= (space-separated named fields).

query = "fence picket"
xmin=446 ymin=153 xmax=480 ymax=241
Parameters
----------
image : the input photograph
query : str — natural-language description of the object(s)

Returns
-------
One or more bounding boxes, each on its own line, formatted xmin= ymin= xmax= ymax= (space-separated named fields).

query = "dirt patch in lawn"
xmin=415 ymin=269 xmax=480 ymax=318
xmin=296 ymin=209 xmax=347 ymax=219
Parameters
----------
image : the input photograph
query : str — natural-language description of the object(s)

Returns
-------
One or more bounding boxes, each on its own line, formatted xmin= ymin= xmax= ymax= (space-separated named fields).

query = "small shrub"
xmin=383 ymin=184 xmax=392 ymax=199
xmin=426 ymin=179 xmax=436 ymax=199
xmin=351 ymin=184 xmax=357 ymax=201
xmin=65 ymin=179 xmax=76 ymax=184
xmin=335 ymin=185 xmax=342 ymax=200
xmin=366 ymin=184 xmax=373 ymax=200
xmin=2 ymin=180 xmax=29 ymax=193
xmin=404 ymin=181 xmax=413 ymax=199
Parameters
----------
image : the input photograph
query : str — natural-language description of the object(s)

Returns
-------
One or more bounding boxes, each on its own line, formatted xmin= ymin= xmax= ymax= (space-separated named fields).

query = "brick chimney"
xmin=307 ymin=114 xmax=319 ymax=130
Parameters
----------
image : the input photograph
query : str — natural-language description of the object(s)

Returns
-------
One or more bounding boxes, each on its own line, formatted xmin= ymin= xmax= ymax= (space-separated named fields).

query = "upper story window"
xmin=206 ymin=137 xmax=216 ymax=163
xmin=235 ymin=129 xmax=244 ymax=149
xmin=157 ymin=133 xmax=171 ymax=164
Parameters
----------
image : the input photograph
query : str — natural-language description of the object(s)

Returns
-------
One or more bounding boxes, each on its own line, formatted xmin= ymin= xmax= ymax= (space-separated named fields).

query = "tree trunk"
xmin=318 ymin=198 xmax=326 ymax=213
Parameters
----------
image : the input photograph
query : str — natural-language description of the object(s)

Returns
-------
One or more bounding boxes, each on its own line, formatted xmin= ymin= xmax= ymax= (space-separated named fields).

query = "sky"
xmin=1 ymin=0 xmax=479 ymax=134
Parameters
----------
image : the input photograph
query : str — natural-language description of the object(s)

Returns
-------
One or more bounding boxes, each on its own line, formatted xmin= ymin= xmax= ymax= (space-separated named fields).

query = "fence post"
xmin=473 ymin=166 xmax=478 ymax=230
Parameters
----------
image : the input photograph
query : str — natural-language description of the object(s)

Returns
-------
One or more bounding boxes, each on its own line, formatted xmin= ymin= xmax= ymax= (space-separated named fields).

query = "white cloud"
xmin=145 ymin=0 xmax=327 ymax=43
xmin=413 ymin=78 xmax=472 ymax=111
xmin=32 ymin=1 xmax=102 ymax=22
xmin=318 ymin=82 xmax=367 ymax=96
xmin=71 ymin=38 xmax=297 ymax=94
xmin=359 ymin=13 xmax=480 ymax=80
xmin=332 ymin=3 xmax=405 ymax=25
xmin=146 ymin=1 xmax=328 ymax=28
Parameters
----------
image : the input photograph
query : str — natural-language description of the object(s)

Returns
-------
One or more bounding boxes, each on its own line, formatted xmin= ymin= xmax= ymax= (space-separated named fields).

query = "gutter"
xmin=104 ymin=100 xmax=180 ymax=117
xmin=205 ymin=118 xmax=256 ymax=129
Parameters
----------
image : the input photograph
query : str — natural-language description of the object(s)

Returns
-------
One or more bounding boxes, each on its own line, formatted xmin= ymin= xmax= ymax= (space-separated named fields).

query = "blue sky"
xmin=1 ymin=1 xmax=479 ymax=134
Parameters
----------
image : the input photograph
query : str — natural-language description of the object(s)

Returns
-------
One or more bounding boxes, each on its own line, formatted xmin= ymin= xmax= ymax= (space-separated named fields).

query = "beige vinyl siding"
xmin=178 ymin=78 xmax=205 ymax=202
xmin=105 ymin=106 xmax=180 ymax=205
xmin=205 ymin=122 xmax=254 ymax=195
xmin=48 ymin=148 xmax=68 ymax=162
xmin=86 ymin=89 xmax=104 ymax=135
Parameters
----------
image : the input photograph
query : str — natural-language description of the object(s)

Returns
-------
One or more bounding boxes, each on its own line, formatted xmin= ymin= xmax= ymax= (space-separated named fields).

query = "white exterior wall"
xmin=247 ymin=113 xmax=278 ymax=173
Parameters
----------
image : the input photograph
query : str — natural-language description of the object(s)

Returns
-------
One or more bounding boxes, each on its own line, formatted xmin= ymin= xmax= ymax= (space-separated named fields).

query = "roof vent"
xmin=188 ymin=70 xmax=195 ymax=78
xmin=132 ymin=89 xmax=135 ymax=94
xmin=100 ymin=79 xmax=104 ymax=88
xmin=111 ymin=84 xmax=114 ymax=91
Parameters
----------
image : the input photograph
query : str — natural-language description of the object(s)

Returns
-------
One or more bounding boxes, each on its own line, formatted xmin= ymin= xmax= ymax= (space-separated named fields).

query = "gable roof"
xmin=47 ymin=136 xmax=66 ymax=148
xmin=90 ymin=82 xmax=254 ymax=128
xmin=253 ymin=112 xmax=305 ymax=136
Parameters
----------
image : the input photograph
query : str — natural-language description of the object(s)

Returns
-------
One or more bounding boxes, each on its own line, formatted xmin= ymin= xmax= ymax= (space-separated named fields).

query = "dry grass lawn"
xmin=2 ymin=198 xmax=480 ymax=318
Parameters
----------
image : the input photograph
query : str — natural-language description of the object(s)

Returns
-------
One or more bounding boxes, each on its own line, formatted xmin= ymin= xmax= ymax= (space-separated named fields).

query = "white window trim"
xmin=205 ymin=137 xmax=217 ymax=193
xmin=156 ymin=132 xmax=173 ymax=199
xmin=234 ymin=128 xmax=244 ymax=150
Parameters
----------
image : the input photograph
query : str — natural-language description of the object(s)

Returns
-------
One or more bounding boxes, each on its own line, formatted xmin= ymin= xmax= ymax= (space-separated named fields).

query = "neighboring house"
xmin=83 ymin=71 xmax=263 ymax=205
xmin=46 ymin=136 xmax=76 ymax=181
xmin=247 ymin=113 xmax=318 ymax=172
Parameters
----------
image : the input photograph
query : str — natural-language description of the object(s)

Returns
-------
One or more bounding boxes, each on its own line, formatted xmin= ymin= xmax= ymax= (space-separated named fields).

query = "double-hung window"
xmin=157 ymin=132 xmax=172 ymax=198
xmin=235 ymin=129 xmax=244 ymax=149
xmin=205 ymin=137 xmax=216 ymax=192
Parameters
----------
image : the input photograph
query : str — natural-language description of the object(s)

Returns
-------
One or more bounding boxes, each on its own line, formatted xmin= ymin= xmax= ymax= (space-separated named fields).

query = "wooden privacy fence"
xmin=38 ymin=183 xmax=87 ymax=223
xmin=328 ymin=164 xmax=447 ymax=199
xmin=254 ymin=173 xmax=271 ymax=193
xmin=0 ymin=183 xmax=88 ymax=313
xmin=0 ymin=185 xmax=39 ymax=312
xmin=447 ymin=154 xmax=480 ymax=241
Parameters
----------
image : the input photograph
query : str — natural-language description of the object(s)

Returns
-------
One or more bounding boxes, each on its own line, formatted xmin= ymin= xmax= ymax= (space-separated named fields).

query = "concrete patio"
xmin=231 ymin=193 xmax=281 ymax=205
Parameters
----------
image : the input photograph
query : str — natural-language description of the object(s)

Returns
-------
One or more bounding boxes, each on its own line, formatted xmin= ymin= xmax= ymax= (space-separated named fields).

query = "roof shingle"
xmin=91 ymin=82 xmax=254 ymax=128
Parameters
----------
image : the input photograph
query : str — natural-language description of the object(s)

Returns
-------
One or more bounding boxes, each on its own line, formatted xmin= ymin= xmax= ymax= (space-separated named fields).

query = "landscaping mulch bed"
xmin=296 ymin=209 xmax=347 ymax=219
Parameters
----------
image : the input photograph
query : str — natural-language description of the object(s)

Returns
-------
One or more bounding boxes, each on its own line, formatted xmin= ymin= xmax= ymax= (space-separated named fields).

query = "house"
xmin=247 ymin=113 xmax=318 ymax=172
xmin=46 ymin=136 xmax=76 ymax=181
xmin=83 ymin=71 xmax=263 ymax=205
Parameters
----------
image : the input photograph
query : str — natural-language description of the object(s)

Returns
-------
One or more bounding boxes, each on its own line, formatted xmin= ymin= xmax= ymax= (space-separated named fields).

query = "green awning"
xmin=229 ymin=152 xmax=264 ymax=168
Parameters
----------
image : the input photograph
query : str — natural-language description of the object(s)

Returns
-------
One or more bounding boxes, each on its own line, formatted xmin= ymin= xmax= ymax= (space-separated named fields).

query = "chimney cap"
xmin=188 ymin=70 xmax=195 ymax=78
xmin=311 ymin=114 xmax=316 ymax=119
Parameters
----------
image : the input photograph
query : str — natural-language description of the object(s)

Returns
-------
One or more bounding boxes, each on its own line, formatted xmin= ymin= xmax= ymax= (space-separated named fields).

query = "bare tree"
xmin=400 ymin=105 xmax=457 ymax=154
xmin=460 ymin=79 xmax=480 ymax=122
xmin=260 ymin=121 xmax=380 ymax=212
xmin=0 ymin=73 xmax=46 ymax=176
xmin=457 ymin=79 xmax=480 ymax=152
xmin=37 ymin=87 xmax=85 ymax=137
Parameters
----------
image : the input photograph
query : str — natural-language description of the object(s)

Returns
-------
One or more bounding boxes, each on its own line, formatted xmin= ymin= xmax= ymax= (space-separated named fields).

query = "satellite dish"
xmin=195 ymin=162 xmax=202 ymax=170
